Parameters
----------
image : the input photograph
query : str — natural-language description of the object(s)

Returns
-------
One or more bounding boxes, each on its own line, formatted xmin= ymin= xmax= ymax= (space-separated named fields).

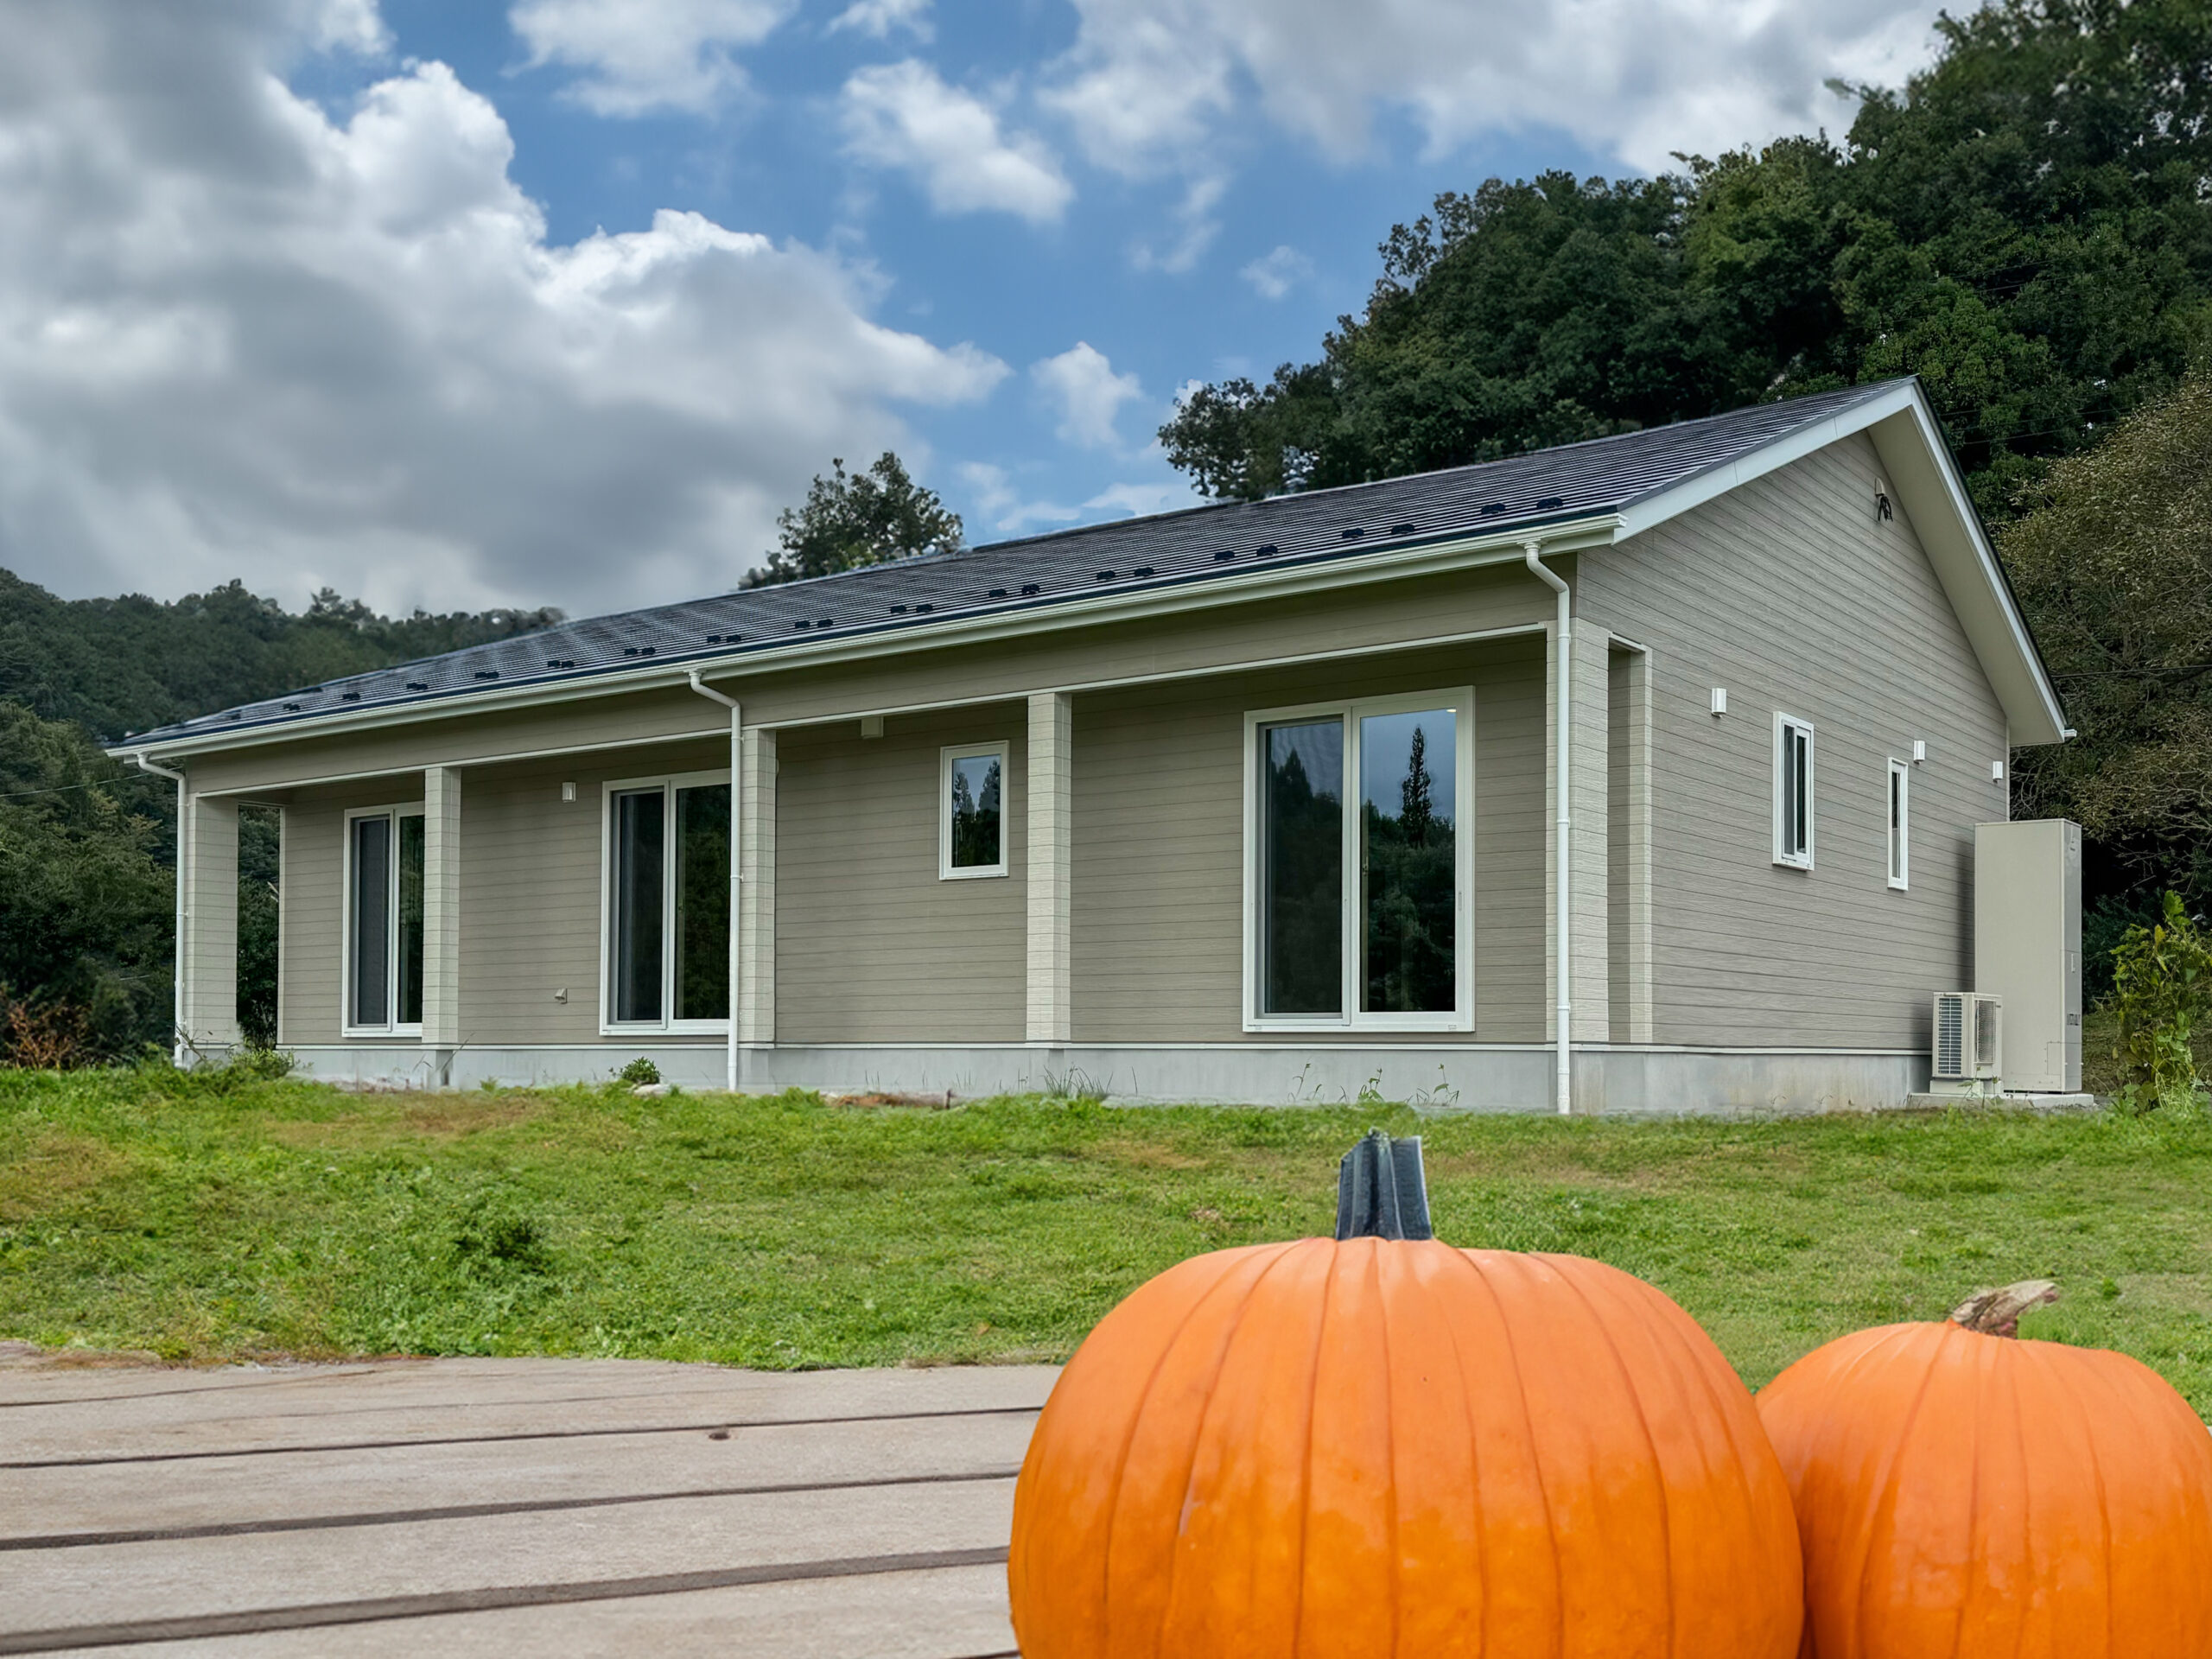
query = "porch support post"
xmin=420 ymin=766 xmax=462 ymax=1065
xmin=738 ymin=726 xmax=777 ymax=1049
xmin=1026 ymin=690 xmax=1073 ymax=1045
xmin=178 ymin=792 xmax=243 ymax=1058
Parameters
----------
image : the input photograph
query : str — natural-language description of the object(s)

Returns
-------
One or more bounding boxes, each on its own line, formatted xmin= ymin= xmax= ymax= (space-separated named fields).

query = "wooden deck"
xmin=0 ymin=1351 xmax=1052 ymax=1655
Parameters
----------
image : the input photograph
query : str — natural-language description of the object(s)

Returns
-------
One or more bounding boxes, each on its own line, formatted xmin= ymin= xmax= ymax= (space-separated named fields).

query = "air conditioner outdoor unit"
xmin=1930 ymin=991 xmax=2002 ymax=1096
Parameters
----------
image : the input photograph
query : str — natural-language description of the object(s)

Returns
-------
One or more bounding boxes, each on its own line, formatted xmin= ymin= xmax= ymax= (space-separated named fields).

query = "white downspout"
xmin=686 ymin=671 xmax=741 ymax=1094
xmin=1522 ymin=543 xmax=1573 ymax=1116
xmin=133 ymin=753 xmax=189 ymax=1067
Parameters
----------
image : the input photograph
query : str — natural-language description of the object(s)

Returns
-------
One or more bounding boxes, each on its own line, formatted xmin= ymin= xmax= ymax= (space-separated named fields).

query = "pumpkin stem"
xmin=1948 ymin=1280 xmax=2059 ymax=1338
xmin=1335 ymin=1130 xmax=1433 ymax=1241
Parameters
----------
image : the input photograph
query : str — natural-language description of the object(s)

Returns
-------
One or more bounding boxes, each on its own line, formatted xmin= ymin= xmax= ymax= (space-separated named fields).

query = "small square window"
xmin=1887 ymin=759 xmax=1910 ymax=890
xmin=940 ymin=743 xmax=1007 ymax=880
xmin=1774 ymin=714 xmax=1815 ymax=869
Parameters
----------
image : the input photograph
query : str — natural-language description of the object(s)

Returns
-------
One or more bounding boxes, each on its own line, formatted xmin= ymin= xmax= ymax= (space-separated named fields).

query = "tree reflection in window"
xmin=1263 ymin=719 xmax=1343 ymax=1014
xmin=949 ymin=753 xmax=1003 ymax=869
xmin=1361 ymin=710 xmax=1456 ymax=1013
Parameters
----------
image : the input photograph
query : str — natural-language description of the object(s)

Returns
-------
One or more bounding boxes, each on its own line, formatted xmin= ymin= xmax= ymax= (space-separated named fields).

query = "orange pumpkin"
xmin=1009 ymin=1137 xmax=1802 ymax=1658
xmin=1758 ymin=1281 xmax=2212 ymax=1658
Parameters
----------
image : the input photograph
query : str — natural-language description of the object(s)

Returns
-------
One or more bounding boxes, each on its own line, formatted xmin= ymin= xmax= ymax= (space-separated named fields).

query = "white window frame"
xmin=341 ymin=802 xmax=425 ymax=1039
xmin=939 ymin=741 xmax=1010 ymax=880
xmin=1241 ymin=687 xmax=1476 ymax=1034
xmin=1886 ymin=758 xmax=1910 ymax=891
xmin=599 ymin=770 xmax=733 ymax=1036
xmin=1773 ymin=712 xmax=1815 ymax=870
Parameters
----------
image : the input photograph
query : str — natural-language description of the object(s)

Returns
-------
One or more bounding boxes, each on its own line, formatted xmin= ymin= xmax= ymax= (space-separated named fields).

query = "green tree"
xmin=1160 ymin=0 xmax=2212 ymax=519
xmin=2002 ymin=366 xmax=2212 ymax=918
xmin=746 ymin=454 xmax=963 ymax=588
xmin=1833 ymin=0 xmax=2212 ymax=513
xmin=0 ymin=702 xmax=173 ymax=1058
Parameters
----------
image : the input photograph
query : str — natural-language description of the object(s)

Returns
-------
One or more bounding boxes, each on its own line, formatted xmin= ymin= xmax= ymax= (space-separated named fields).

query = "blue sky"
xmin=0 ymin=0 xmax=1949 ymax=617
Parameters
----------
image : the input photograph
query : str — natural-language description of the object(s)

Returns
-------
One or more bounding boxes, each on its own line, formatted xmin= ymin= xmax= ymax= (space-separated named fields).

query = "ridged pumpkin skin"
xmin=1008 ymin=1237 xmax=1803 ymax=1658
xmin=1758 ymin=1320 xmax=2212 ymax=1658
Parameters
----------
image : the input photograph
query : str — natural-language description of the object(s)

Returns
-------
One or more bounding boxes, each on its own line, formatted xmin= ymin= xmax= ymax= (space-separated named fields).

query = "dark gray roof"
xmin=126 ymin=379 xmax=1907 ymax=747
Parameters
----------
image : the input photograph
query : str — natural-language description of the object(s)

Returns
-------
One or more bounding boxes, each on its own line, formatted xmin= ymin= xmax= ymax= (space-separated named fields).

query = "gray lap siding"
xmin=1069 ymin=638 xmax=1548 ymax=1045
xmin=1579 ymin=434 xmax=2007 ymax=1051
xmin=773 ymin=707 xmax=1028 ymax=1044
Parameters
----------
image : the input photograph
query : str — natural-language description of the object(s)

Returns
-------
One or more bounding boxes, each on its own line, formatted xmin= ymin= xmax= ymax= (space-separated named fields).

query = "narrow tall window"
xmin=940 ymin=743 xmax=1007 ymax=879
xmin=346 ymin=805 xmax=424 ymax=1033
xmin=605 ymin=773 xmax=730 ymax=1030
xmin=1248 ymin=690 xmax=1472 ymax=1030
xmin=610 ymin=788 xmax=665 ymax=1023
xmin=1262 ymin=717 xmax=1344 ymax=1015
xmin=1774 ymin=715 xmax=1815 ymax=868
xmin=1887 ymin=759 xmax=1910 ymax=890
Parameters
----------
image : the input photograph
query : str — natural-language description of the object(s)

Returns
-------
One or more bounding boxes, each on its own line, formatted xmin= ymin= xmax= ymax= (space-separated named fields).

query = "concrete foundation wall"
xmin=270 ymin=1041 xmax=1926 ymax=1116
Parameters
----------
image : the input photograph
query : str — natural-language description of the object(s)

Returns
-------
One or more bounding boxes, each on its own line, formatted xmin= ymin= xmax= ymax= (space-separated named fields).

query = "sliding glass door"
xmin=1249 ymin=690 xmax=1471 ymax=1030
xmin=605 ymin=773 xmax=730 ymax=1032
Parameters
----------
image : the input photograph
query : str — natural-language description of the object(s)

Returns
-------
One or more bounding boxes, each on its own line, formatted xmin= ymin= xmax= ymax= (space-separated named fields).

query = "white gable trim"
xmin=1611 ymin=379 xmax=2066 ymax=747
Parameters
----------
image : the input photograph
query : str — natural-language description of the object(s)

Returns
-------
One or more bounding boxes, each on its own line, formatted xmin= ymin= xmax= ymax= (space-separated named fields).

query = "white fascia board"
xmin=1610 ymin=380 xmax=2067 ymax=748
xmin=112 ymin=518 xmax=1616 ymax=765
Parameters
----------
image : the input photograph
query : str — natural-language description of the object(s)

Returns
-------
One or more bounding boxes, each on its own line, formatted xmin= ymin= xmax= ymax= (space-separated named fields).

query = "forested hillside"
xmin=0 ymin=576 xmax=561 ymax=1060
xmin=0 ymin=570 xmax=561 ymax=744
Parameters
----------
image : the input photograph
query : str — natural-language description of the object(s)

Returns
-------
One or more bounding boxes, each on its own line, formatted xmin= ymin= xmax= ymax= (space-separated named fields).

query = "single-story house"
xmin=118 ymin=377 xmax=2071 ymax=1111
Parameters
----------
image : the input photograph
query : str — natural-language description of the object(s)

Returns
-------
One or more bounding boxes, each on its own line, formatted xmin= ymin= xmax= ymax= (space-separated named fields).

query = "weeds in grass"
xmin=2113 ymin=893 xmax=2212 ymax=1115
xmin=1039 ymin=1067 xmax=1108 ymax=1103
xmin=0 ymin=995 xmax=92 ymax=1070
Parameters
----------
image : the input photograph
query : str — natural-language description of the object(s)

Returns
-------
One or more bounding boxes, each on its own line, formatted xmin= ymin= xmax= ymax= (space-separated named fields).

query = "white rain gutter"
xmin=686 ymin=671 xmax=742 ymax=1094
xmin=132 ymin=753 xmax=189 ymax=1067
xmin=1522 ymin=543 xmax=1573 ymax=1117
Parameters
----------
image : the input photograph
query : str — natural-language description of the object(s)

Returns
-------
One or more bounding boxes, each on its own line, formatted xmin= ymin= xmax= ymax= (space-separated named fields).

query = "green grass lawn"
xmin=4 ymin=1064 xmax=2211 ymax=1411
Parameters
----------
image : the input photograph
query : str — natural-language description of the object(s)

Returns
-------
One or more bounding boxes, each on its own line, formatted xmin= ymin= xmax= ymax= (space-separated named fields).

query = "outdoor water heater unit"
xmin=1973 ymin=819 xmax=2083 ymax=1094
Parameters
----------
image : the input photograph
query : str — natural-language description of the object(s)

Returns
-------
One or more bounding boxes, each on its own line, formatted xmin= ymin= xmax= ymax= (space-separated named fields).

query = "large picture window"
xmin=345 ymin=804 xmax=424 ymax=1035
xmin=602 ymin=772 xmax=730 ymax=1031
xmin=1244 ymin=690 xmax=1474 ymax=1031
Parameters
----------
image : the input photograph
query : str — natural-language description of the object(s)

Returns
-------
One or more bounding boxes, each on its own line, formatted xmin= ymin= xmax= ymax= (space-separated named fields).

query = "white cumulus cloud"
xmin=1084 ymin=479 xmax=1198 ymax=518
xmin=957 ymin=461 xmax=1079 ymax=536
xmin=1240 ymin=245 xmax=1313 ymax=299
xmin=840 ymin=60 xmax=1073 ymax=223
xmin=1031 ymin=342 xmax=1143 ymax=449
xmin=510 ymin=0 xmax=792 ymax=116
xmin=1046 ymin=0 xmax=1947 ymax=175
xmin=829 ymin=0 xmax=932 ymax=41
xmin=0 ymin=0 xmax=1006 ymax=617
